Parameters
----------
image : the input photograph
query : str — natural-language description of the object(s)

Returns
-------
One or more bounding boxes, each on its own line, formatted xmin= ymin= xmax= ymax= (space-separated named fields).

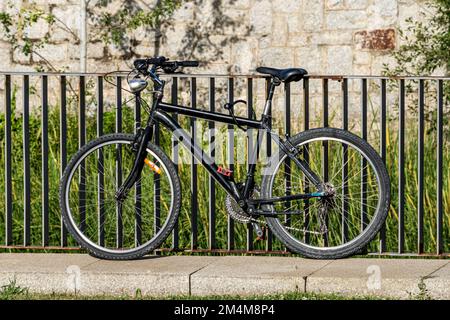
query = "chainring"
xmin=225 ymin=187 xmax=260 ymax=224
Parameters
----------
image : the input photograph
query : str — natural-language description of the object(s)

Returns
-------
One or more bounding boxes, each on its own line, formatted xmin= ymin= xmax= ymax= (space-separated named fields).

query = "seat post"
xmin=262 ymin=78 xmax=280 ymax=117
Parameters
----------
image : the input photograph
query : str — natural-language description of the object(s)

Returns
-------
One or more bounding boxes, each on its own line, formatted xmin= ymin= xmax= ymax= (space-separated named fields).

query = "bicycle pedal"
xmin=256 ymin=230 xmax=266 ymax=241
xmin=254 ymin=224 xmax=266 ymax=241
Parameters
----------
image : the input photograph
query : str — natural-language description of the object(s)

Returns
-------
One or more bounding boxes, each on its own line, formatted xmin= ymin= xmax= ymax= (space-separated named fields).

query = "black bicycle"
xmin=59 ymin=57 xmax=390 ymax=260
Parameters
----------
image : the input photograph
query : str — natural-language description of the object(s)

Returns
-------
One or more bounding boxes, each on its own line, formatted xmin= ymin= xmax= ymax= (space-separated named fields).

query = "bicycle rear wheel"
xmin=59 ymin=133 xmax=181 ymax=260
xmin=261 ymin=128 xmax=390 ymax=259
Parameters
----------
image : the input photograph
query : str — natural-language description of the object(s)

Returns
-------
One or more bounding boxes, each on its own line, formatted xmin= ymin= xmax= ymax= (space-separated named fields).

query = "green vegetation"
xmin=385 ymin=0 xmax=450 ymax=125
xmin=0 ymin=279 xmax=390 ymax=300
xmin=0 ymin=277 xmax=440 ymax=300
xmin=0 ymin=279 xmax=29 ymax=300
xmin=0 ymin=0 xmax=182 ymax=71
xmin=386 ymin=0 xmax=450 ymax=77
xmin=0 ymin=291 xmax=391 ymax=301
xmin=409 ymin=277 xmax=432 ymax=300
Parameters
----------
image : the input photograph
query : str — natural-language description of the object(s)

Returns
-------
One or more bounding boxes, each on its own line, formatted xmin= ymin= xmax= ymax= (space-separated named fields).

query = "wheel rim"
xmin=266 ymin=136 xmax=383 ymax=251
xmin=64 ymin=139 xmax=175 ymax=254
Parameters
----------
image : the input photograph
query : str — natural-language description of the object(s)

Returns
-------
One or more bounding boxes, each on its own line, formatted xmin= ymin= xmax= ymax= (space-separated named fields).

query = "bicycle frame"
xmin=116 ymin=78 xmax=326 ymax=215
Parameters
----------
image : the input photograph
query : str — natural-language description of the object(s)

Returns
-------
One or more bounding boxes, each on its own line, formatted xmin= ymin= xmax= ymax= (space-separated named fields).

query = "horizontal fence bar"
xmin=0 ymin=71 xmax=449 ymax=81
xmin=2 ymin=246 xmax=449 ymax=258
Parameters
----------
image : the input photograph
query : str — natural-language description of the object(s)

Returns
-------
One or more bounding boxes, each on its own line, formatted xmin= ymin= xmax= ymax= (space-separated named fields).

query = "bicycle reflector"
xmin=144 ymin=158 xmax=161 ymax=174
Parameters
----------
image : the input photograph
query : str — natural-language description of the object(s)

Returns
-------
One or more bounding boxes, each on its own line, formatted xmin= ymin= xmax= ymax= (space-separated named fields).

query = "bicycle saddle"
xmin=256 ymin=67 xmax=308 ymax=83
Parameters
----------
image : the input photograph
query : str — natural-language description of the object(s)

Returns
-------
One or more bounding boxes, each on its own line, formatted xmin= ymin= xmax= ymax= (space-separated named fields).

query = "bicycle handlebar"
xmin=133 ymin=56 xmax=199 ymax=75
xmin=178 ymin=61 xmax=199 ymax=67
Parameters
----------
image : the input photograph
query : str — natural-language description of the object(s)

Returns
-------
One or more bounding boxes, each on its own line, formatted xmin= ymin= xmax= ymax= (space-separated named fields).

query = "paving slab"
xmin=0 ymin=253 xmax=100 ymax=296
xmin=190 ymin=256 xmax=331 ymax=296
xmin=80 ymin=255 xmax=218 ymax=296
xmin=0 ymin=254 xmax=217 ymax=296
xmin=305 ymin=258 xmax=449 ymax=299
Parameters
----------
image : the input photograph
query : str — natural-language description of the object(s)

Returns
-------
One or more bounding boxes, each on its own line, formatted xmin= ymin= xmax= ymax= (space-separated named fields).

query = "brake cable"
xmin=224 ymin=100 xmax=257 ymax=132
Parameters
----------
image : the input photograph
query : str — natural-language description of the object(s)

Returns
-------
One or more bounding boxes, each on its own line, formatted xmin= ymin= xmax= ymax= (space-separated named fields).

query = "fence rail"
xmin=0 ymin=72 xmax=449 ymax=256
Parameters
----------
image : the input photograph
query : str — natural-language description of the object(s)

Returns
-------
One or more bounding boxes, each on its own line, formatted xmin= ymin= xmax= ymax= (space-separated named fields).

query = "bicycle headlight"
xmin=128 ymin=78 xmax=148 ymax=93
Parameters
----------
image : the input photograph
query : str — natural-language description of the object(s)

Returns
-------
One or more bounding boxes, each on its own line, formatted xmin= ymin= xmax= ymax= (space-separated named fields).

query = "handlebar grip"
xmin=179 ymin=61 xmax=199 ymax=67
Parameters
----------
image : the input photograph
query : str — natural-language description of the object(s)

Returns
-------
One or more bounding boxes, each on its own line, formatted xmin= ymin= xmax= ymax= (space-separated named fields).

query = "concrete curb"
xmin=0 ymin=253 xmax=448 ymax=299
xmin=304 ymin=258 xmax=450 ymax=299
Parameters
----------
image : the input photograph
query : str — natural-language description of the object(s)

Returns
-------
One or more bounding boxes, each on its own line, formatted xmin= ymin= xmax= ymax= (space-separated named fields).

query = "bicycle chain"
xmin=226 ymin=193 xmax=327 ymax=235
xmin=246 ymin=214 xmax=326 ymax=236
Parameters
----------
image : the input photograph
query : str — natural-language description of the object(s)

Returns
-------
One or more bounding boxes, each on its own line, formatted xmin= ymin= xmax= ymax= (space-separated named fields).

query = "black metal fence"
xmin=0 ymin=72 xmax=448 ymax=256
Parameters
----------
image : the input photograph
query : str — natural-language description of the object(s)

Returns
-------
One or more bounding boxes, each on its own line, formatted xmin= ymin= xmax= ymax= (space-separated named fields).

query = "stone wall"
xmin=0 ymin=0 xmax=435 ymax=129
xmin=0 ymin=0 xmax=431 ymax=75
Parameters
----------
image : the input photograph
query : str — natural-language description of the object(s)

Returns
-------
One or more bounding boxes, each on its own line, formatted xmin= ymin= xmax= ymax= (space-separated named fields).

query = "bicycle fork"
xmin=115 ymin=125 xmax=153 ymax=202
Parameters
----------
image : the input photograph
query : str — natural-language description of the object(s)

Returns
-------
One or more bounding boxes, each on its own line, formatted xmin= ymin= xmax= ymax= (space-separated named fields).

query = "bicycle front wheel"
xmin=59 ymin=133 xmax=181 ymax=260
xmin=261 ymin=128 xmax=390 ymax=259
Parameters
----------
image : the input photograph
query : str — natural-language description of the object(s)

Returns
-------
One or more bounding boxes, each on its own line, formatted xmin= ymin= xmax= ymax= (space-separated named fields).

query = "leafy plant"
xmin=0 ymin=278 xmax=29 ymax=300
xmin=0 ymin=1 xmax=56 ymax=71
xmin=383 ymin=0 xmax=450 ymax=130
xmin=0 ymin=0 xmax=182 ymax=71
xmin=408 ymin=277 xmax=432 ymax=300
xmin=385 ymin=0 xmax=450 ymax=77
xmin=90 ymin=0 xmax=182 ymax=48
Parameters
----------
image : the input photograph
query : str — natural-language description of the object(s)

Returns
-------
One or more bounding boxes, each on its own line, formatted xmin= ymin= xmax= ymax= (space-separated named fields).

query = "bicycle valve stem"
xmin=144 ymin=158 xmax=161 ymax=174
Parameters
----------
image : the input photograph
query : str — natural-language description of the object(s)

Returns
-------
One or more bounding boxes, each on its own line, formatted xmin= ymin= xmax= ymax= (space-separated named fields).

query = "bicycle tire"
xmin=59 ymin=133 xmax=181 ymax=260
xmin=261 ymin=128 xmax=390 ymax=259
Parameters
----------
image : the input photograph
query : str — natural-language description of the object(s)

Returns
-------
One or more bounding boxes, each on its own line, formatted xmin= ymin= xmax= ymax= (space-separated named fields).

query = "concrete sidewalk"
xmin=0 ymin=253 xmax=448 ymax=299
